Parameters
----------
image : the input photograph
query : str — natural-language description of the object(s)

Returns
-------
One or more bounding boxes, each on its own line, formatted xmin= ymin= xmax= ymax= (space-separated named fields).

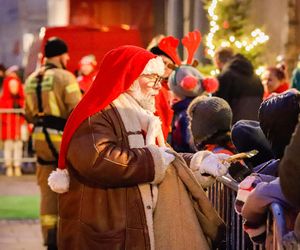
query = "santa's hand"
xmin=191 ymin=151 xmax=230 ymax=177
xmin=159 ymin=147 xmax=175 ymax=166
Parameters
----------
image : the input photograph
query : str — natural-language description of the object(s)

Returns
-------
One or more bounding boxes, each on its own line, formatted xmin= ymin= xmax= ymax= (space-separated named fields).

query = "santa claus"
xmin=48 ymin=45 xmax=229 ymax=250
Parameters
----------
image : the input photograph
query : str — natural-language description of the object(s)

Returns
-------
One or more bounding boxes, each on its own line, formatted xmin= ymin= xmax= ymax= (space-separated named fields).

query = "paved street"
xmin=0 ymin=175 xmax=45 ymax=250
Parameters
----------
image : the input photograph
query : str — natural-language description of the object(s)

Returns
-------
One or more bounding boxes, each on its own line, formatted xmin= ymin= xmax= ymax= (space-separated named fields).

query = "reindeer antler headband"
xmin=158 ymin=30 xmax=202 ymax=66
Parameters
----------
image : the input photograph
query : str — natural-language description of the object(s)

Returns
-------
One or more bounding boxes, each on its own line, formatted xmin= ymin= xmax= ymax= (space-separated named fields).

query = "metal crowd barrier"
xmin=207 ymin=175 xmax=289 ymax=250
xmin=0 ymin=108 xmax=36 ymax=165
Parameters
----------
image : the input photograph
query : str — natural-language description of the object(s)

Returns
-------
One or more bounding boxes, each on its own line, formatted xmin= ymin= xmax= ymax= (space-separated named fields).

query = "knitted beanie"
xmin=44 ymin=37 xmax=68 ymax=58
xmin=187 ymin=95 xmax=232 ymax=145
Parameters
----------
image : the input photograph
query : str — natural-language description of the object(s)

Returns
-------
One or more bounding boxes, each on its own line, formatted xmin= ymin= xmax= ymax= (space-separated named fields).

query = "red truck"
xmin=25 ymin=25 xmax=143 ymax=77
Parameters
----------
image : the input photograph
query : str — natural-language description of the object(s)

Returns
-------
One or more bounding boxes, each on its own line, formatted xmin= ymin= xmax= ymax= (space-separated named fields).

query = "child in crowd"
xmin=0 ymin=66 xmax=25 ymax=176
xmin=262 ymin=66 xmax=289 ymax=99
xmin=77 ymin=54 xmax=98 ymax=93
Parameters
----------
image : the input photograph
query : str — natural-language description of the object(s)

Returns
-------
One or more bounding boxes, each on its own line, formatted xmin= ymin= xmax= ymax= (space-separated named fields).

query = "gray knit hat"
xmin=187 ymin=96 xmax=233 ymax=145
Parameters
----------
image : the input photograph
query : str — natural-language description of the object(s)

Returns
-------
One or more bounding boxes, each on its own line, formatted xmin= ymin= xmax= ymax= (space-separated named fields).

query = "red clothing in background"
xmin=77 ymin=71 xmax=98 ymax=93
xmin=264 ymin=82 xmax=289 ymax=100
xmin=0 ymin=76 xmax=25 ymax=140
xmin=155 ymin=84 xmax=173 ymax=139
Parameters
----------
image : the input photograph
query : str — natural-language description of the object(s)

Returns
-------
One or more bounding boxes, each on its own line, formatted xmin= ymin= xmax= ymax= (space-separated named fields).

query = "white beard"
xmin=128 ymin=80 xmax=157 ymax=113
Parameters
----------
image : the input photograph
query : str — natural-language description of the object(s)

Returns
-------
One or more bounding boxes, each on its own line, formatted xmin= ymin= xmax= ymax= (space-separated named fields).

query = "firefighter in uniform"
xmin=24 ymin=37 xmax=82 ymax=250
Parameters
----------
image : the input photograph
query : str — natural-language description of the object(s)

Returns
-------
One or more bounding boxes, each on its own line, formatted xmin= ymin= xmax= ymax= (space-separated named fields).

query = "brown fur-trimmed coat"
xmin=58 ymin=94 xmax=224 ymax=250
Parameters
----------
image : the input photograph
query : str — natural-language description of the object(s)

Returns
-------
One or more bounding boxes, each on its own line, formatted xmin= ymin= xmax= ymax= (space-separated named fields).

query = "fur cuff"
xmin=146 ymin=145 xmax=168 ymax=184
xmin=48 ymin=169 xmax=70 ymax=193
xmin=190 ymin=151 xmax=215 ymax=188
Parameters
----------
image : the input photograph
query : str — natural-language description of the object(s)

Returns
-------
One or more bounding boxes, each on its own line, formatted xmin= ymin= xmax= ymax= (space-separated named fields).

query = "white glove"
xmin=197 ymin=151 xmax=230 ymax=177
xmin=159 ymin=147 xmax=175 ymax=166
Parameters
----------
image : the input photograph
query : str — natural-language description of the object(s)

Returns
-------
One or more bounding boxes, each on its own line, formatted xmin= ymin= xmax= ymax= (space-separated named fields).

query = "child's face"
xmin=9 ymin=79 xmax=19 ymax=95
xmin=262 ymin=70 xmax=282 ymax=93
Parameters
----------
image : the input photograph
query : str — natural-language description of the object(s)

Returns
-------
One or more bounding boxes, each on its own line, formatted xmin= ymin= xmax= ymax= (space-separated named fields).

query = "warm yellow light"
xmin=206 ymin=0 xmax=269 ymax=58
xmin=221 ymin=41 xmax=230 ymax=47
xmin=235 ymin=41 xmax=242 ymax=48
xmin=255 ymin=66 xmax=266 ymax=76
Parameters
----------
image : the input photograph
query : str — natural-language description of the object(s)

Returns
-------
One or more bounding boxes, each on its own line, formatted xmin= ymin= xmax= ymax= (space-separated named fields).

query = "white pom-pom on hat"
xmin=141 ymin=56 xmax=165 ymax=76
xmin=48 ymin=169 xmax=70 ymax=193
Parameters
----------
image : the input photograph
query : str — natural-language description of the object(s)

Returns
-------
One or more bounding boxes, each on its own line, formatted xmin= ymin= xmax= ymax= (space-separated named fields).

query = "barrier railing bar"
xmin=270 ymin=202 xmax=287 ymax=250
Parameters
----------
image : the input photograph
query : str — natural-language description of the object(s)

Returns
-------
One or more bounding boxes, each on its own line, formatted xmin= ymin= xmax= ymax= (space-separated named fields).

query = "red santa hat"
xmin=48 ymin=45 xmax=164 ymax=193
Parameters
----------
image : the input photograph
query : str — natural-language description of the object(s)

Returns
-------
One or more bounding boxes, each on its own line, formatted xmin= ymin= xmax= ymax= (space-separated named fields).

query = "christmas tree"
xmin=203 ymin=0 xmax=269 ymax=74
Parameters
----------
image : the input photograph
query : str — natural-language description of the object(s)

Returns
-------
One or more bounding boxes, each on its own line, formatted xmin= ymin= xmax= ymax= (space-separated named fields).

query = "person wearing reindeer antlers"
xmin=47 ymin=45 xmax=230 ymax=250
xmin=160 ymin=31 xmax=219 ymax=153
xmin=147 ymin=35 xmax=175 ymax=140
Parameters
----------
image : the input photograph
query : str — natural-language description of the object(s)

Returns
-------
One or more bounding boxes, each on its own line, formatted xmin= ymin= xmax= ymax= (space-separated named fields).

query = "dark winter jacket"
xmin=170 ymin=97 xmax=195 ymax=153
xmin=215 ymin=54 xmax=264 ymax=123
xmin=280 ymin=114 xmax=300 ymax=208
xmin=279 ymin=114 xmax=300 ymax=241
xmin=259 ymin=90 xmax=300 ymax=158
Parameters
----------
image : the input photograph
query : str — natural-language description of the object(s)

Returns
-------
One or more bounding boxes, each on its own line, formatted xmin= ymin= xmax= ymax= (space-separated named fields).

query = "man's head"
xmin=214 ymin=47 xmax=234 ymax=71
xmin=44 ymin=37 xmax=69 ymax=68
xmin=128 ymin=56 xmax=165 ymax=112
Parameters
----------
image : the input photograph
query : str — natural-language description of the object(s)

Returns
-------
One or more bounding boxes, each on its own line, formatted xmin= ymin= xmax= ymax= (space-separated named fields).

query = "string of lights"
xmin=206 ymin=0 xmax=269 ymax=58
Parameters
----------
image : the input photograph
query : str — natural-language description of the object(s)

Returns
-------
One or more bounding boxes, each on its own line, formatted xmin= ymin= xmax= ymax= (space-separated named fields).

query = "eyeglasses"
xmin=140 ymin=74 xmax=164 ymax=88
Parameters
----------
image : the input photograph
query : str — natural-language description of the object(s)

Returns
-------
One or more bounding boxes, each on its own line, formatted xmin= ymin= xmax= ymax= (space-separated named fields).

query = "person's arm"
xmin=67 ymin=109 xmax=170 ymax=188
xmin=242 ymin=178 xmax=287 ymax=222
xmin=24 ymin=76 xmax=37 ymax=123
xmin=241 ymin=178 xmax=291 ymax=243
xmin=279 ymin=115 xmax=300 ymax=207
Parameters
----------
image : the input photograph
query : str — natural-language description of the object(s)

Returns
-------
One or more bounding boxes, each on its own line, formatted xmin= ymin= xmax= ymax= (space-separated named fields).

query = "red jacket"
xmin=0 ymin=76 xmax=25 ymax=140
xmin=155 ymin=84 xmax=173 ymax=139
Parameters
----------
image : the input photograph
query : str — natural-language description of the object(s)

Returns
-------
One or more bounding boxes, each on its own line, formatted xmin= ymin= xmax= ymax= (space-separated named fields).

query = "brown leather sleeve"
xmin=67 ymin=107 xmax=155 ymax=188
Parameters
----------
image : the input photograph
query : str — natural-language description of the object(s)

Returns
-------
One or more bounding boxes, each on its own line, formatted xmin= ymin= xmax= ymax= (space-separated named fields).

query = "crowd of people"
xmin=0 ymin=32 xmax=299 ymax=250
